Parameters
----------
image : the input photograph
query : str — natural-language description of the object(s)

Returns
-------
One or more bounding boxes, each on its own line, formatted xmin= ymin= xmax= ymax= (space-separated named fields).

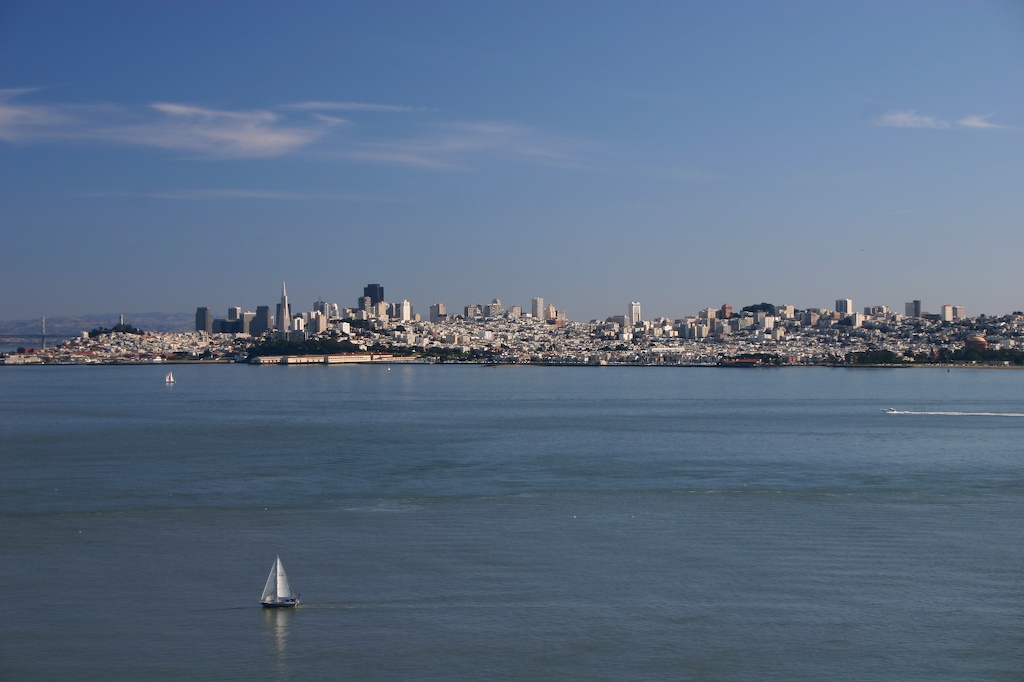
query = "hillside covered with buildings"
xmin=6 ymin=284 xmax=1024 ymax=367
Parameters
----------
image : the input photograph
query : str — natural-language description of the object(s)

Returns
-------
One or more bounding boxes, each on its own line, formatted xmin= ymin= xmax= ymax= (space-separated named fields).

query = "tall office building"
xmin=429 ymin=303 xmax=447 ymax=323
xmin=227 ymin=306 xmax=241 ymax=322
xmin=195 ymin=307 xmax=212 ymax=334
xmin=905 ymin=300 xmax=922 ymax=318
xmin=363 ymin=283 xmax=384 ymax=305
xmin=532 ymin=297 xmax=544 ymax=319
xmin=276 ymin=282 xmax=292 ymax=332
xmin=629 ymin=301 xmax=642 ymax=325
xmin=241 ymin=311 xmax=255 ymax=335
xmin=251 ymin=306 xmax=273 ymax=335
xmin=835 ymin=299 xmax=853 ymax=315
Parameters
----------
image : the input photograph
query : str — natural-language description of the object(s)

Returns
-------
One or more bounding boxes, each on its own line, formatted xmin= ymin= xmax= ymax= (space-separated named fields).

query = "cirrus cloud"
xmin=338 ymin=120 xmax=585 ymax=171
xmin=284 ymin=101 xmax=423 ymax=113
xmin=0 ymin=90 xmax=330 ymax=157
xmin=0 ymin=88 xmax=585 ymax=169
xmin=956 ymin=114 xmax=1003 ymax=130
xmin=871 ymin=110 xmax=952 ymax=129
xmin=872 ymin=110 xmax=1017 ymax=131
xmin=72 ymin=188 xmax=396 ymax=202
xmin=111 ymin=103 xmax=326 ymax=157
xmin=0 ymin=87 xmax=78 ymax=137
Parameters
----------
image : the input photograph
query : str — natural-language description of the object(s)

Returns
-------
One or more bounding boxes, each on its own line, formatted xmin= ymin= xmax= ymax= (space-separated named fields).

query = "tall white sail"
xmin=262 ymin=558 xmax=279 ymax=602
xmin=275 ymin=557 xmax=292 ymax=599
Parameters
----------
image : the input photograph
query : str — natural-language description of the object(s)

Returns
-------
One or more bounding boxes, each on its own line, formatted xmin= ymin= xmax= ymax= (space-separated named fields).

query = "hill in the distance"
xmin=0 ymin=313 xmax=194 ymax=338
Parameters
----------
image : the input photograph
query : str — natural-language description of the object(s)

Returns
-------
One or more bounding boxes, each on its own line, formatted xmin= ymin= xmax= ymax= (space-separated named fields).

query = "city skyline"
xmin=12 ymin=284 xmax=1024 ymax=368
xmin=2 ymin=2 xmax=1023 ymax=321
xmin=0 ymin=282 xmax=991 ymax=331
xmin=190 ymin=280 xmax=980 ymax=331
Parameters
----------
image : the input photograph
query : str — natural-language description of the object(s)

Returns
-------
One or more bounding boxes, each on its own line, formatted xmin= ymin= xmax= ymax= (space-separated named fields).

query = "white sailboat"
xmin=165 ymin=371 xmax=175 ymax=384
xmin=260 ymin=555 xmax=299 ymax=608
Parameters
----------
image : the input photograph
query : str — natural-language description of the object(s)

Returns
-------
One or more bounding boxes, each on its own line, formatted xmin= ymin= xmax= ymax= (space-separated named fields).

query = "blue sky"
xmin=2 ymin=1 xmax=1022 ymax=322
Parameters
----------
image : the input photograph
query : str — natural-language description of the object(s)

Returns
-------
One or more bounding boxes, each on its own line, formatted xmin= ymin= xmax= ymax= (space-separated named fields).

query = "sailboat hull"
xmin=260 ymin=598 xmax=299 ymax=608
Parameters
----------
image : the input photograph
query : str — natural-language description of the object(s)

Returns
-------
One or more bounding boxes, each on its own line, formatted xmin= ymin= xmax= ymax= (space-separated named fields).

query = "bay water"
xmin=2 ymin=365 xmax=1023 ymax=680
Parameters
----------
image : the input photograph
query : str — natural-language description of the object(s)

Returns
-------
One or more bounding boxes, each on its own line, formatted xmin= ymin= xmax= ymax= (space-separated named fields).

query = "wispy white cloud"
xmin=872 ymin=110 xmax=1018 ymax=131
xmin=285 ymin=101 xmax=422 ymax=113
xmin=0 ymin=89 xmax=584 ymax=169
xmin=340 ymin=148 xmax=467 ymax=171
xmin=871 ymin=111 xmax=951 ymax=129
xmin=149 ymin=103 xmax=275 ymax=121
xmin=340 ymin=120 xmax=584 ymax=170
xmin=310 ymin=113 xmax=351 ymax=126
xmin=0 ymin=88 xmax=78 ymax=139
xmin=108 ymin=103 xmax=325 ymax=157
xmin=0 ymin=87 xmax=43 ymax=98
xmin=956 ymin=114 xmax=1005 ymax=130
xmin=74 ymin=188 xmax=396 ymax=202
xmin=0 ymin=91 xmax=328 ymax=157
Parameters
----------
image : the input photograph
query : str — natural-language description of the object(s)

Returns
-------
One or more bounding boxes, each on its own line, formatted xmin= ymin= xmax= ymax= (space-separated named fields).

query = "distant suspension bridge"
xmin=0 ymin=318 xmax=81 ymax=348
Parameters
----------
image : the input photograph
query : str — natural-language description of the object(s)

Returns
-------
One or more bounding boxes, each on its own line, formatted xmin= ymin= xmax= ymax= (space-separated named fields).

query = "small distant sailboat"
xmin=165 ymin=371 xmax=175 ymax=384
xmin=260 ymin=555 xmax=299 ymax=608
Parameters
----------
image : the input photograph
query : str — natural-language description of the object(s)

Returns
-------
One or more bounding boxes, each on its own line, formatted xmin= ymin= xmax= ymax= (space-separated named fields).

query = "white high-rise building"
xmin=835 ymin=298 xmax=853 ymax=315
xmin=532 ymin=297 xmax=544 ymax=319
xmin=394 ymin=299 xmax=413 ymax=322
xmin=309 ymin=310 xmax=328 ymax=334
xmin=629 ymin=301 xmax=642 ymax=325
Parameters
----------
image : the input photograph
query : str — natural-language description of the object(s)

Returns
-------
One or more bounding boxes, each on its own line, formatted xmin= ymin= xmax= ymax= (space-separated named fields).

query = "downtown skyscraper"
xmin=276 ymin=282 xmax=291 ymax=332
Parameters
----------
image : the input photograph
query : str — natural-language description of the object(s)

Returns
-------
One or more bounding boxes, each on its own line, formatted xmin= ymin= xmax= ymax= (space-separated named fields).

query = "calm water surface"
xmin=2 ymin=365 xmax=1024 ymax=680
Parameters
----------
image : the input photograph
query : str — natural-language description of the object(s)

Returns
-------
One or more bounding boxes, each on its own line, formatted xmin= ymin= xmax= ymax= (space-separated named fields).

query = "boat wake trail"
xmin=885 ymin=410 xmax=1024 ymax=417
